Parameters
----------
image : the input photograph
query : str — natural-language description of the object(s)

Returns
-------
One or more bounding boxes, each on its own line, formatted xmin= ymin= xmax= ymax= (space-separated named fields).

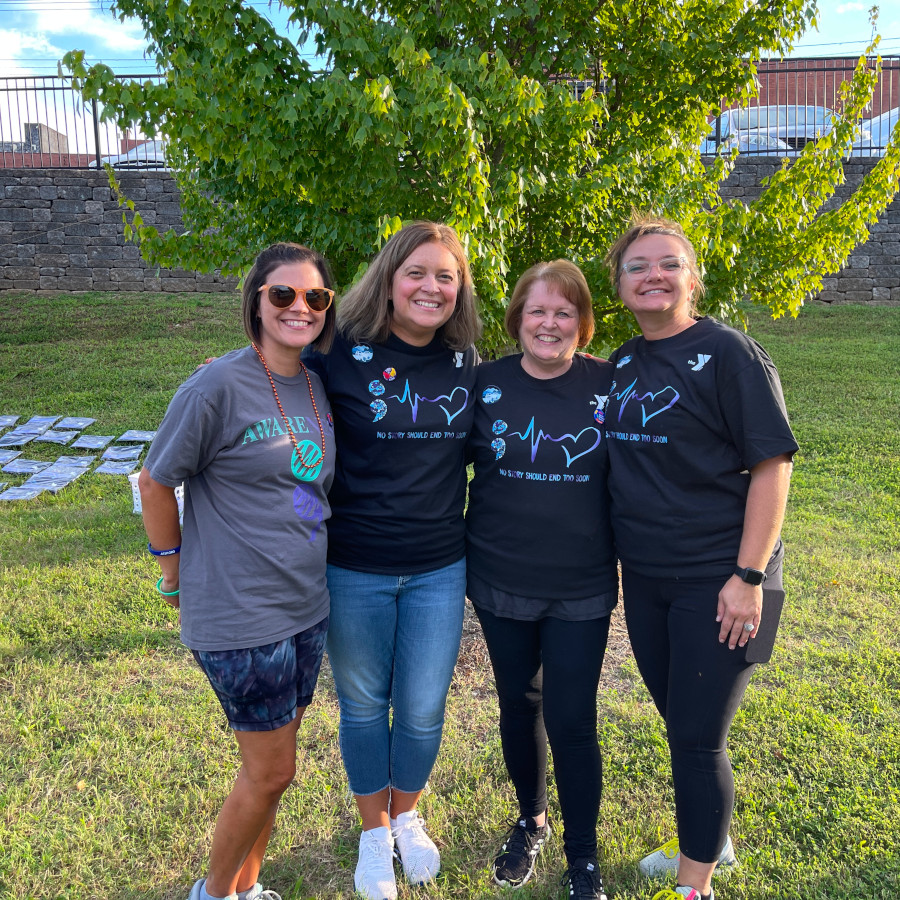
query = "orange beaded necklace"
xmin=251 ymin=342 xmax=325 ymax=472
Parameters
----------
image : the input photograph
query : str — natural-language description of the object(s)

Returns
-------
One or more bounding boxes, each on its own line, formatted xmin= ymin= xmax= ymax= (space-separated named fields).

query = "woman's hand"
xmin=158 ymin=574 xmax=181 ymax=609
xmin=716 ymin=576 xmax=762 ymax=650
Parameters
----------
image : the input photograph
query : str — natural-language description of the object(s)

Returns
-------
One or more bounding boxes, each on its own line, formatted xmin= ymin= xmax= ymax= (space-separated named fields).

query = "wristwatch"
xmin=734 ymin=565 xmax=767 ymax=585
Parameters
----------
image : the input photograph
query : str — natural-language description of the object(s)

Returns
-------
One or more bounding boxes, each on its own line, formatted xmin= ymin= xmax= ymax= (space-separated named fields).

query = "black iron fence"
xmin=0 ymin=74 xmax=165 ymax=169
xmin=2 ymin=59 xmax=898 ymax=169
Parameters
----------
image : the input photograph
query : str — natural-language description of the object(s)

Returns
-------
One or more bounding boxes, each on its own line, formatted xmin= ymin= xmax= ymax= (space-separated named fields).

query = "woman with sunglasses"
xmin=138 ymin=243 xmax=337 ymax=900
xmin=603 ymin=217 xmax=797 ymax=900
xmin=465 ymin=260 xmax=617 ymax=900
xmin=304 ymin=221 xmax=481 ymax=900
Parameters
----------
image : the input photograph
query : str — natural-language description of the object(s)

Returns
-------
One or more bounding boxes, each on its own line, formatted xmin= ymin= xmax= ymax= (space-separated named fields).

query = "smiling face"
xmin=518 ymin=280 xmax=580 ymax=379
xmin=617 ymin=233 xmax=697 ymax=331
xmin=256 ymin=260 xmax=328 ymax=375
xmin=389 ymin=241 xmax=459 ymax=346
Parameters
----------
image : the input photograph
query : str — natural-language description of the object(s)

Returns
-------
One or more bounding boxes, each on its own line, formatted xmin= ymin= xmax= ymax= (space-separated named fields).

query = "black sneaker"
xmin=561 ymin=858 xmax=607 ymax=900
xmin=492 ymin=816 xmax=551 ymax=888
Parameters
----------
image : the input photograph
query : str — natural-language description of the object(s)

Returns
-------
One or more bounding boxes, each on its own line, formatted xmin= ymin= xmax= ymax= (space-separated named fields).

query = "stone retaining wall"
xmin=1 ymin=161 xmax=898 ymax=302
xmin=0 ymin=168 xmax=236 ymax=293
xmin=719 ymin=158 xmax=899 ymax=305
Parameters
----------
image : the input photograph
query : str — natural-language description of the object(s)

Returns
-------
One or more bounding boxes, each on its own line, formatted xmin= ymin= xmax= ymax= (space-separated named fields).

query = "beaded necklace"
xmin=251 ymin=342 xmax=325 ymax=472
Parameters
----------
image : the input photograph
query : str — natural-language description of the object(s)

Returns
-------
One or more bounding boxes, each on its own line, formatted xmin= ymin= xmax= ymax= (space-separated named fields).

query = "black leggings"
xmin=474 ymin=605 xmax=611 ymax=862
xmin=621 ymin=567 xmax=766 ymax=863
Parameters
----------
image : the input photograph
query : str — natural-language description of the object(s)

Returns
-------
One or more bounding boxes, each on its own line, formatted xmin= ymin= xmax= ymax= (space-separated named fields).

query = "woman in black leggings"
xmin=603 ymin=217 xmax=797 ymax=900
xmin=466 ymin=261 xmax=617 ymax=900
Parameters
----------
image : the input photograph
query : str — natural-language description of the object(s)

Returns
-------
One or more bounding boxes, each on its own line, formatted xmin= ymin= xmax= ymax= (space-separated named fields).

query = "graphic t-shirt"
xmin=605 ymin=317 xmax=798 ymax=579
xmin=304 ymin=331 xmax=478 ymax=574
xmin=145 ymin=345 xmax=335 ymax=651
xmin=466 ymin=353 xmax=618 ymax=609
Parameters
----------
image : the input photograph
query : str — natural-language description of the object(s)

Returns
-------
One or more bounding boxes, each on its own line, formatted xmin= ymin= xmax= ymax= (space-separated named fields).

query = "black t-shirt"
xmin=605 ymin=317 xmax=799 ymax=579
xmin=305 ymin=331 xmax=478 ymax=574
xmin=465 ymin=353 xmax=618 ymax=604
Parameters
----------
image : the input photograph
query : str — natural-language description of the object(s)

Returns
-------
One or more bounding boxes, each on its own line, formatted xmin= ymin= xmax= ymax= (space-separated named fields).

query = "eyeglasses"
xmin=620 ymin=256 xmax=688 ymax=278
xmin=259 ymin=284 xmax=335 ymax=312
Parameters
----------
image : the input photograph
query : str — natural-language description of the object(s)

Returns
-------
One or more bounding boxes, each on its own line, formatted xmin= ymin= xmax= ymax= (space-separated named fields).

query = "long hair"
xmin=505 ymin=260 xmax=595 ymax=348
xmin=337 ymin=221 xmax=481 ymax=351
xmin=242 ymin=243 xmax=336 ymax=353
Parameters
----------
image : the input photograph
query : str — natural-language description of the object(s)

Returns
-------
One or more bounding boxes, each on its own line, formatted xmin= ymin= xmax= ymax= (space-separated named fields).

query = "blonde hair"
xmin=604 ymin=215 xmax=706 ymax=314
xmin=505 ymin=260 xmax=595 ymax=347
xmin=337 ymin=221 xmax=481 ymax=351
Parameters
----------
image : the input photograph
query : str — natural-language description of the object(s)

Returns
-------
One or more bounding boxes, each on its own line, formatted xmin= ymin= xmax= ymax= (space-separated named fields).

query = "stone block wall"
xmin=719 ymin=158 xmax=899 ymax=305
xmin=1 ymin=161 xmax=898 ymax=302
xmin=0 ymin=168 xmax=237 ymax=293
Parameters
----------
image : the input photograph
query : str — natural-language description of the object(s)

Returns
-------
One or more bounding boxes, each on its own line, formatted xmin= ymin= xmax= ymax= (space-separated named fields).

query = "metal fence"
xmin=704 ymin=56 xmax=899 ymax=157
xmin=2 ymin=59 xmax=898 ymax=169
xmin=0 ymin=74 xmax=165 ymax=169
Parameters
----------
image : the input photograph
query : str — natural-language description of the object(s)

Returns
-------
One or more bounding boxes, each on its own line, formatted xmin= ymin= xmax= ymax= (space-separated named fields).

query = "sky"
xmin=0 ymin=0 xmax=897 ymax=78
xmin=0 ymin=0 xmax=897 ymax=153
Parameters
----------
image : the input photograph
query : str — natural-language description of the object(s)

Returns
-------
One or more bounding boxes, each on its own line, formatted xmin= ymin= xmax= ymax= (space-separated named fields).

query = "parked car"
xmin=847 ymin=107 xmax=899 ymax=157
xmin=101 ymin=140 xmax=168 ymax=170
xmin=699 ymin=129 xmax=792 ymax=156
xmin=703 ymin=105 xmax=839 ymax=156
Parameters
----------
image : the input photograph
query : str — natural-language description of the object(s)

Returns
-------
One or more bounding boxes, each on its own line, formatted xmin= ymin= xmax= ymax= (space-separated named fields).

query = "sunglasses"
xmin=259 ymin=284 xmax=335 ymax=312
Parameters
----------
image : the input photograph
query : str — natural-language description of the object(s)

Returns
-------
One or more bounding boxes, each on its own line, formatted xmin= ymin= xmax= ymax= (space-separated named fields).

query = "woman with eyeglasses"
xmin=603 ymin=217 xmax=797 ymax=900
xmin=465 ymin=261 xmax=617 ymax=900
xmin=138 ymin=243 xmax=337 ymax=900
xmin=303 ymin=221 xmax=481 ymax=900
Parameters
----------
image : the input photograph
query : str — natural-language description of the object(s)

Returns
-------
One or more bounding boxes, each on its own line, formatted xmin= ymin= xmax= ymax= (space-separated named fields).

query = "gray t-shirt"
xmin=145 ymin=345 xmax=335 ymax=651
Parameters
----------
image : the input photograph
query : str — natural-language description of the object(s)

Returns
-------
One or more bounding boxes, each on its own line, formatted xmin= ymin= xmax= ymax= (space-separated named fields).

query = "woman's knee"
xmin=241 ymin=753 xmax=297 ymax=798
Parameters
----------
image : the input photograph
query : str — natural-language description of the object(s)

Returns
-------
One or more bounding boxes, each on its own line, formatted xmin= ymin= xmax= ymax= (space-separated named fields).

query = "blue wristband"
xmin=147 ymin=542 xmax=181 ymax=557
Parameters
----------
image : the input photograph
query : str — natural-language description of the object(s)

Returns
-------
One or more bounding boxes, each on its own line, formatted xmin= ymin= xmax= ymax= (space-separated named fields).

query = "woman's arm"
xmin=138 ymin=466 xmax=182 ymax=607
xmin=716 ymin=453 xmax=793 ymax=650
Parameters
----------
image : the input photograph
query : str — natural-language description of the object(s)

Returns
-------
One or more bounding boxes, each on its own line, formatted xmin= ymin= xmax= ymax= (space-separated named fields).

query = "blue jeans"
xmin=325 ymin=558 xmax=466 ymax=795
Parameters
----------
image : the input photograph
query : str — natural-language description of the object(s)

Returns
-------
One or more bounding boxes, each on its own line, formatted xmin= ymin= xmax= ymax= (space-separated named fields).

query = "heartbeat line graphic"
xmin=509 ymin=417 xmax=602 ymax=466
xmin=611 ymin=378 xmax=680 ymax=426
xmin=388 ymin=381 xmax=470 ymax=424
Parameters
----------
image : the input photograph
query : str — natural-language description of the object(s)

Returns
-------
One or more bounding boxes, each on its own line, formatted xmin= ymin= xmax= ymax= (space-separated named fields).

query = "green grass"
xmin=0 ymin=294 xmax=898 ymax=899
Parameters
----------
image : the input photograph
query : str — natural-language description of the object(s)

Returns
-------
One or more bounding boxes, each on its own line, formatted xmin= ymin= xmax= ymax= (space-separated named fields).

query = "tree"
xmin=63 ymin=0 xmax=900 ymax=352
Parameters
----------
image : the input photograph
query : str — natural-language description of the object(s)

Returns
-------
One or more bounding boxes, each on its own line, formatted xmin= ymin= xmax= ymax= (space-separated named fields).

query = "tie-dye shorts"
xmin=192 ymin=615 xmax=329 ymax=732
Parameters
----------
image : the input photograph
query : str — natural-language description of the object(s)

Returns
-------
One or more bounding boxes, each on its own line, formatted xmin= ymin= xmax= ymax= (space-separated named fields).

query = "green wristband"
xmin=156 ymin=576 xmax=180 ymax=597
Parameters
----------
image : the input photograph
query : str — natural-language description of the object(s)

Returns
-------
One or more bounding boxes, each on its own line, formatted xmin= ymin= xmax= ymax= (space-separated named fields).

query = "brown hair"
xmin=242 ymin=243 xmax=336 ymax=353
xmin=337 ymin=221 xmax=481 ymax=351
xmin=604 ymin=214 xmax=706 ymax=312
xmin=505 ymin=259 xmax=595 ymax=347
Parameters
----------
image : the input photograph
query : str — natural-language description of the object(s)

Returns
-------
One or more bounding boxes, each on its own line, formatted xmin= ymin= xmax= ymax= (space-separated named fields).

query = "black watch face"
xmin=737 ymin=566 xmax=764 ymax=585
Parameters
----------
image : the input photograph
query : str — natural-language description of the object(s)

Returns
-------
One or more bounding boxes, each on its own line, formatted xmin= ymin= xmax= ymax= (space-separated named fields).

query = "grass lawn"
xmin=0 ymin=294 xmax=898 ymax=899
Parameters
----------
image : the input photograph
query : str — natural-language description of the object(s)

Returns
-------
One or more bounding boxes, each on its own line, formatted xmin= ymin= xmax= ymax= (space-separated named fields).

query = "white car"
xmin=847 ymin=107 xmax=898 ymax=157
xmin=700 ymin=130 xmax=792 ymax=156
xmin=101 ymin=139 xmax=168 ymax=170
xmin=702 ymin=106 xmax=835 ymax=157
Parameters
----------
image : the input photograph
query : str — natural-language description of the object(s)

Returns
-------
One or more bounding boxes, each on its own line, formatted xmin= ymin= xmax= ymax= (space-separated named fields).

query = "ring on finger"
xmin=743 ymin=622 xmax=755 ymax=633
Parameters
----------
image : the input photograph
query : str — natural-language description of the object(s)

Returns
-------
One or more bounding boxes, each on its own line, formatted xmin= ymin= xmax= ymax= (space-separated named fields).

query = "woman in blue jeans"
xmin=304 ymin=221 xmax=481 ymax=900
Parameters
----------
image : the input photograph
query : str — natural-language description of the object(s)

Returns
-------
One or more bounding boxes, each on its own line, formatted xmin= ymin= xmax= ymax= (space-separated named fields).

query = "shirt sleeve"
xmin=144 ymin=382 xmax=227 ymax=487
xmin=717 ymin=340 xmax=799 ymax=471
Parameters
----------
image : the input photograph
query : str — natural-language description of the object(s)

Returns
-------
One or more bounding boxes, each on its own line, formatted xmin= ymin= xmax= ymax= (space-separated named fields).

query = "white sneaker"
xmin=391 ymin=810 xmax=441 ymax=884
xmin=640 ymin=835 xmax=736 ymax=879
xmin=241 ymin=885 xmax=283 ymax=900
xmin=355 ymin=827 xmax=398 ymax=900
xmin=187 ymin=878 xmax=237 ymax=900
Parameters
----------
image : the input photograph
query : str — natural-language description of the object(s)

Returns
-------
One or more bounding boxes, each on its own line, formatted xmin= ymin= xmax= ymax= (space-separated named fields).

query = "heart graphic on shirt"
xmin=639 ymin=386 xmax=680 ymax=425
xmin=437 ymin=387 xmax=471 ymax=425
xmin=559 ymin=427 xmax=603 ymax=467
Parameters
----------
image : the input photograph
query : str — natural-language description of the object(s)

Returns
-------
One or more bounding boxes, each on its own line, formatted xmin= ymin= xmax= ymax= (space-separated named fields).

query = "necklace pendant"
xmin=292 ymin=441 xmax=324 ymax=482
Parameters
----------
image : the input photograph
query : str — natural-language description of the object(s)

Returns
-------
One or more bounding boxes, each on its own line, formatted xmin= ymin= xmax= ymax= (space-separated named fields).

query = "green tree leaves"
xmin=63 ymin=0 xmax=900 ymax=352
